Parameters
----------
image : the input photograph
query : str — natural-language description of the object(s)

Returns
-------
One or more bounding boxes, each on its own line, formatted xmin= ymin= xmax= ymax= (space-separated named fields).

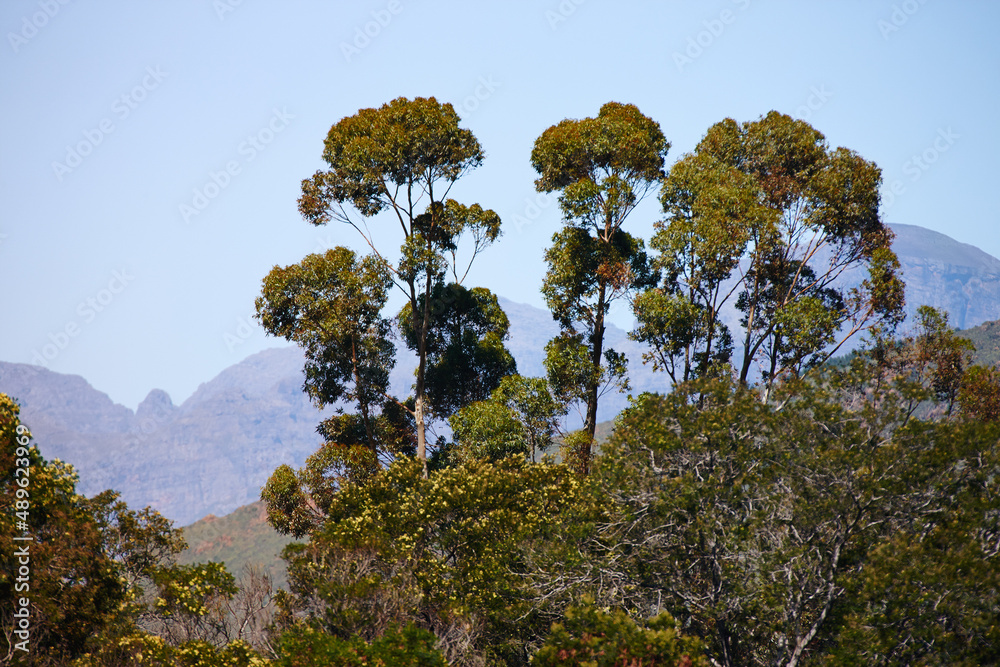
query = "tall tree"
xmin=298 ymin=96 xmax=502 ymax=475
xmin=531 ymin=102 xmax=668 ymax=471
xmin=1 ymin=395 xmax=126 ymax=665
xmin=449 ymin=374 xmax=565 ymax=464
xmin=634 ymin=111 xmax=905 ymax=391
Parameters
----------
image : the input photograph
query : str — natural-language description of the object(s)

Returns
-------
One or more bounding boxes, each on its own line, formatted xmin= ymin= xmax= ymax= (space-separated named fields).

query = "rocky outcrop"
xmin=0 ymin=348 xmax=332 ymax=526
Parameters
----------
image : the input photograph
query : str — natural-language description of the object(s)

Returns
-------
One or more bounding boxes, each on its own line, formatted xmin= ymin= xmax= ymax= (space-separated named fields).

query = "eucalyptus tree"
xmin=297 ymin=96 xmax=502 ymax=475
xmin=531 ymin=102 xmax=668 ymax=471
xmin=633 ymin=111 xmax=905 ymax=390
xmin=597 ymin=366 xmax=1000 ymax=666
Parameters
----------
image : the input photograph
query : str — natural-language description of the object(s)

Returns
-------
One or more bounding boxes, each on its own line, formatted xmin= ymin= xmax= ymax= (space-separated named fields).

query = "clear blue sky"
xmin=2 ymin=0 xmax=997 ymax=409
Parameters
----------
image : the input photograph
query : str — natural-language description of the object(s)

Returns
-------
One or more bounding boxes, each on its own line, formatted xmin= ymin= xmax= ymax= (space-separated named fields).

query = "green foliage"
xmin=255 ymin=247 xmax=394 ymax=452
xmin=300 ymin=97 xmax=485 ymax=224
xmin=0 ymin=395 xmax=274 ymax=666
xmin=73 ymin=635 xmax=267 ymax=667
xmin=1 ymin=394 xmax=127 ymax=665
xmin=275 ymin=457 xmax=587 ymax=665
xmin=399 ymin=282 xmax=517 ymax=419
xmin=532 ymin=102 xmax=668 ymax=468
xmin=90 ymin=489 xmax=187 ymax=590
xmin=532 ymin=603 xmax=708 ymax=667
xmin=593 ymin=366 xmax=1000 ymax=666
xmin=631 ymin=286 xmax=733 ymax=382
xmin=911 ymin=305 xmax=975 ymax=411
xmin=958 ymin=363 xmax=1000 ymax=422
xmin=276 ymin=624 xmax=446 ymax=667
xmin=450 ymin=374 xmax=565 ymax=464
xmin=636 ymin=111 xmax=905 ymax=390
xmin=153 ymin=562 xmax=238 ymax=623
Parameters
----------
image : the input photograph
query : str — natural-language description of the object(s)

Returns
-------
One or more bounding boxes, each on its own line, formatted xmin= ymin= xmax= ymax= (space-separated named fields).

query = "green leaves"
xmin=398 ymin=283 xmax=516 ymax=420
xmin=276 ymin=624 xmax=447 ymax=667
xmin=294 ymin=96 xmax=503 ymax=465
xmin=531 ymin=101 xmax=669 ymax=200
xmin=1 ymin=395 xmax=129 ymax=663
xmin=534 ymin=102 xmax=668 ymax=467
xmin=640 ymin=111 xmax=903 ymax=389
xmin=255 ymin=247 xmax=394 ymax=418
xmin=301 ymin=97 xmax=483 ymax=222
xmin=278 ymin=457 xmax=586 ymax=665
xmin=592 ymin=364 xmax=1000 ymax=666
xmin=450 ymin=374 xmax=565 ymax=463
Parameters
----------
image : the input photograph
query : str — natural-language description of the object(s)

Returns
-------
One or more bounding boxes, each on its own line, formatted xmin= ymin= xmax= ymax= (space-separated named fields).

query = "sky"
xmin=1 ymin=0 xmax=998 ymax=410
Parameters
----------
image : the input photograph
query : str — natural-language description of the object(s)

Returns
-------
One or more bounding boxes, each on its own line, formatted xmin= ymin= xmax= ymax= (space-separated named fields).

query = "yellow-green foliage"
xmin=532 ymin=603 xmax=708 ymax=667
xmin=278 ymin=456 xmax=590 ymax=665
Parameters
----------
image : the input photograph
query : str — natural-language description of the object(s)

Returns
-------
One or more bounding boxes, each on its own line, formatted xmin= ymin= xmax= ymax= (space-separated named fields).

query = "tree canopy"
xmin=633 ymin=111 xmax=905 ymax=390
xmin=532 ymin=101 xmax=668 ymax=472
xmin=16 ymin=96 xmax=999 ymax=667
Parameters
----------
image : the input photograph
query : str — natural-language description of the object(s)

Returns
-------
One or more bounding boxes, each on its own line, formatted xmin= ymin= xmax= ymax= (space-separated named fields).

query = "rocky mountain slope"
xmin=890 ymin=223 xmax=1000 ymax=329
xmin=2 ymin=224 xmax=998 ymax=526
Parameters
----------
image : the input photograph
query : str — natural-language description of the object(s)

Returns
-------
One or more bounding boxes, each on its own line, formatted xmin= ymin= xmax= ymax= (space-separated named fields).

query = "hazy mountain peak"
xmin=890 ymin=223 xmax=1000 ymax=275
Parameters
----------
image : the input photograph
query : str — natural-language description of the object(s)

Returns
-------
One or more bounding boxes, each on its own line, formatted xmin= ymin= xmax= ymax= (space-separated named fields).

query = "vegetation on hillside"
xmin=176 ymin=502 xmax=296 ymax=590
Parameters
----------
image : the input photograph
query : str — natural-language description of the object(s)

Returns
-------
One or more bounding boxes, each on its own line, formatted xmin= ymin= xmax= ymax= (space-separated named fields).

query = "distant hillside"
xmin=177 ymin=501 xmax=295 ymax=589
xmin=960 ymin=318 xmax=1000 ymax=369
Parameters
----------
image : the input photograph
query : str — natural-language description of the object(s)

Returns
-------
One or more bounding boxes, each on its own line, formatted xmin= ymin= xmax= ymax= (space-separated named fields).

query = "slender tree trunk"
xmin=583 ymin=281 xmax=608 ymax=474
xmin=350 ymin=337 xmax=376 ymax=455
xmin=413 ymin=271 xmax=434 ymax=478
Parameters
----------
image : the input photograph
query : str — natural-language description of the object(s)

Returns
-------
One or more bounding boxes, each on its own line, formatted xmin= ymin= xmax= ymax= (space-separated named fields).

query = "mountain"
xmin=2 ymin=224 xmax=999 ymax=526
xmin=890 ymin=223 xmax=1000 ymax=330
xmin=0 ymin=348 xmax=332 ymax=526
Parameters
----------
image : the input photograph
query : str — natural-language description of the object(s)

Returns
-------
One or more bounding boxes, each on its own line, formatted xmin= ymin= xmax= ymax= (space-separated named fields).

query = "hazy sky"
xmin=2 ymin=0 xmax=997 ymax=410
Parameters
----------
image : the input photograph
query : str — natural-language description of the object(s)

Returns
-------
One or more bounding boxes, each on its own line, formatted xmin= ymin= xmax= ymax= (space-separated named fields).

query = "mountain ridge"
xmin=3 ymin=223 xmax=999 ymax=525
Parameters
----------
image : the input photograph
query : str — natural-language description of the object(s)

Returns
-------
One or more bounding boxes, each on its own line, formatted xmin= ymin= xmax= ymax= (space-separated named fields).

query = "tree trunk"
xmin=583 ymin=281 xmax=608 ymax=474
xmin=350 ymin=337 xmax=376 ymax=455
xmin=413 ymin=275 xmax=433 ymax=478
